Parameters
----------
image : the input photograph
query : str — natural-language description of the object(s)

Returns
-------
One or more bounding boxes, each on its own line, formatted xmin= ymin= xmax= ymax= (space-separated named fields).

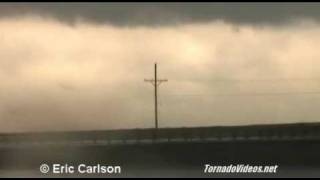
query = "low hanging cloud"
xmin=1 ymin=16 xmax=320 ymax=132
xmin=1 ymin=3 xmax=320 ymax=26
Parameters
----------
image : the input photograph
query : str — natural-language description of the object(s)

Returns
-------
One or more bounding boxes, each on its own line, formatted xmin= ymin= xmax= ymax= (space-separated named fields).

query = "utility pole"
xmin=144 ymin=63 xmax=168 ymax=129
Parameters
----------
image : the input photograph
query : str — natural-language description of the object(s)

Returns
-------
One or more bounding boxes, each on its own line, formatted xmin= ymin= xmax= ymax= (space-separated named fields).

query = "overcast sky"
xmin=1 ymin=3 xmax=320 ymax=26
xmin=1 ymin=3 xmax=320 ymax=132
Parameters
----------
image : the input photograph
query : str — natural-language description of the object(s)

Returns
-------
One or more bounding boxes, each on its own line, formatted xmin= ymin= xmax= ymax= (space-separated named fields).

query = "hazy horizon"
xmin=1 ymin=3 xmax=320 ymax=132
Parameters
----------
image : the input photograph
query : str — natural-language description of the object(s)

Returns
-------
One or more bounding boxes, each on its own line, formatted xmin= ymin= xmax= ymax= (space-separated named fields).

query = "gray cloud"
xmin=1 ymin=3 xmax=320 ymax=26
xmin=1 ymin=17 xmax=320 ymax=133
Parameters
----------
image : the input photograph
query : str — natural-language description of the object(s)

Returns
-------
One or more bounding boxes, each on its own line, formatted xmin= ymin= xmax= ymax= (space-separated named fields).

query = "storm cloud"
xmin=1 ymin=3 xmax=320 ymax=26
xmin=1 ymin=4 xmax=320 ymax=133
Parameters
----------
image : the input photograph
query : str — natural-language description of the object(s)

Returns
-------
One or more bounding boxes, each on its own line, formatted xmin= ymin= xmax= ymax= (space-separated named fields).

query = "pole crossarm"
xmin=156 ymin=79 xmax=168 ymax=86
xmin=144 ymin=79 xmax=168 ymax=86
xmin=144 ymin=79 xmax=156 ymax=86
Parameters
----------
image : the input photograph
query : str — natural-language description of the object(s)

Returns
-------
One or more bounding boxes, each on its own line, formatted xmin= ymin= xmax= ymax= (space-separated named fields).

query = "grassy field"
xmin=1 ymin=122 xmax=320 ymax=177
xmin=1 ymin=139 xmax=320 ymax=177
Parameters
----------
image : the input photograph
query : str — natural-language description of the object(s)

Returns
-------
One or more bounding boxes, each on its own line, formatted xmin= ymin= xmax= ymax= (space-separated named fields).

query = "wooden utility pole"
xmin=144 ymin=63 xmax=168 ymax=129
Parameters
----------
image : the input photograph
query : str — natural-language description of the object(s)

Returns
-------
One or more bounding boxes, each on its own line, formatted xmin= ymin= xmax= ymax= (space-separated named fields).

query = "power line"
xmin=163 ymin=91 xmax=320 ymax=97
xmin=195 ymin=78 xmax=320 ymax=82
xmin=238 ymin=78 xmax=320 ymax=81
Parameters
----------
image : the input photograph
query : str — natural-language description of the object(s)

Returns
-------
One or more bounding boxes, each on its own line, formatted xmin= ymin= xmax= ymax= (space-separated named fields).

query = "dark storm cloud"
xmin=1 ymin=3 xmax=320 ymax=26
